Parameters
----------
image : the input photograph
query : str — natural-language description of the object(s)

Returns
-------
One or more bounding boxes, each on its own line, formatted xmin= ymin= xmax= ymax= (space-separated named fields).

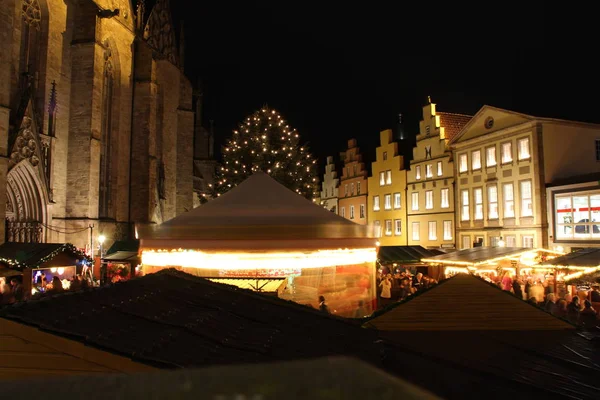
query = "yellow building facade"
xmin=450 ymin=105 xmax=600 ymax=249
xmin=367 ymin=130 xmax=407 ymax=246
xmin=407 ymin=103 xmax=471 ymax=249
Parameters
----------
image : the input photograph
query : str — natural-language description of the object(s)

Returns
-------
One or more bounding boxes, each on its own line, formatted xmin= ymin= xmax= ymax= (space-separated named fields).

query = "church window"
xmin=99 ymin=58 xmax=114 ymax=218
xmin=20 ymin=0 xmax=42 ymax=90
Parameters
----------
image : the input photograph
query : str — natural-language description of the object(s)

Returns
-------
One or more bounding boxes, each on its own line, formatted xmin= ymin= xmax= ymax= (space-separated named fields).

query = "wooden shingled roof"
xmin=366 ymin=274 xmax=574 ymax=331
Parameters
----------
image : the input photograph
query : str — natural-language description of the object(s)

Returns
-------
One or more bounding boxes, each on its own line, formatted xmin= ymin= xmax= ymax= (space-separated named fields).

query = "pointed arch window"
xmin=99 ymin=59 xmax=114 ymax=218
xmin=20 ymin=0 xmax=42 ymax=90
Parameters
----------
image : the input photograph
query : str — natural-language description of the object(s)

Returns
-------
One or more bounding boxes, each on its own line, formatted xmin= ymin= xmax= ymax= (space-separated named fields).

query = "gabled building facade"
xmin=367 ymin=130 xmax=407 ymax=245
xmin=320 ymin=156 xmax=339 ymax=213
xmin=408 ymin=103 xmax=471 ymax=249
xmin=338 ymin=139 xmax=368 ymax=225
xmin=450 ymin=105 xmax=600 ymax=250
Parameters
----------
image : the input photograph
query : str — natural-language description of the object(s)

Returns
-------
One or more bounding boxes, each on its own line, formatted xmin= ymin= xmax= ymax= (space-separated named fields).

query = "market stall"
xmin=138 ymin=172 xmax=378 ymax=317
xmin=377 ymin=246 xmax=446 ymax=280
xmin=100 ymin=240 xmax=141 ymax=284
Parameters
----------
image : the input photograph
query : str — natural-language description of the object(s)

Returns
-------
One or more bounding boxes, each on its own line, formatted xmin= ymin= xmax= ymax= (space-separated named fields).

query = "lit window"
xmin=437 ymin=161 xmax=443 ymax=176
xmin=425 ymin=164 xmax=433 ymax=178
xmin=503 ymin=183 xmax=514 ymax=218
xmin=373 ymin=195 xmax=380 ymax=211
xmin=521 ymin=180 xmax=533 ymax=217
xmin=357 ymin=182 xmax=361 ymax=194
xmin=474 ymin=188 xmax=483 ymax=220
xmin=522 ymin=235 xmax=534 ymax=248
xmin=425 ymin=190 xmax=433 ymax=209
xmin=459 ymin=154 xmax=468 ymax=172
xmin=472 ymin=150 xmax=481 ymax=170
xmin=412 ymin=222 xmax=420 ymax=241
xmin=415 ymin=165 xmax=421 ymax=180
xmin=379 ymin=171 xmax=385 ymax=186
xmin=443 ymin=220 xmax=452 ymax=240
xmin=386 ymin=170 xmax=392 ymax=185
xmin=394 ymin=193 xmax=401 ymax=209
xmin=518 ymin=138 xmax=530 ymax=160
xmin=428 ymin=221 xmax=437 ymax=240
xmin=441 ymin=188 xmax=449 ymax=208
xmin=350 ymin=205 xmax=355 ymax=219
xmin=384 ymin=194 xmax=392 ymax=210
xmin=383 ymin=151 xmax=387 ymax=161
xmin=502 ymin=142 xmax=513 ymax=163
xmin=341 ymin=207 xmax=345 ymax=218
xmin=461 ymin=190 xmax=470 ymax=221
xmin=344 ymin=185 xmax=348 ymax=196
xmin=488 ymin=185 xmax=498 ymax=219
xmin=374 ymin=220 xmax=381 ymax=237
xmin=505 ymin=236 xmax=516 ymax=247
xmin=412 ymin=192 xmax=419 ymax=211
xmin=360 ymin=204 xmax=365 ymax=219
xmin=350 ymin=183 xmax=355 ymax=196
xmin=394 ymin=219 xmax=402 ymax=235
xmin=486 ymin=146 xmax=496 ymax=167
xmin=462 ymin=236 xmax=471 ymax=249
xmin=385 ymin=220 xmax=392 ymax=236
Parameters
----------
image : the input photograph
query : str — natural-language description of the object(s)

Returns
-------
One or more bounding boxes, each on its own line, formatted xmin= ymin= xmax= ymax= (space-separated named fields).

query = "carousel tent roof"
xmin=378 ymin=246 xmax=444 ymax=264
xmin=139 ymin=172 xmax=374 ymax=248
xmin=542 ymin=247 xmax=600 ymax=267
xmin=365 ymin=274 xmax=574 ymax=331
xmin=420 ymin=246 xmax=532 ymax=265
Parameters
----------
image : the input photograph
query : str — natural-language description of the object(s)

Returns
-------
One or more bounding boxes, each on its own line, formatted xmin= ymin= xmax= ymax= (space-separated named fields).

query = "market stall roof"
xmin=207 ymin=278 xmax=286 ymax=293
xmin=0 ymin=242 xmax=89 ymax=270
xmin=105 ymin=240 xmax=139 ymax=255
xmin=541 ymin=247 xmax=600 ymax=267
xmin=103 ymin=251 xmax=139 ymax=262
xmin=420 ymin=246 xmax=552 ymax=266
xmin=0 ymin=269 xmax=381 ymax=369
xmin=365 ymin=274 xmax=573 ymax=331
xmin=138 ymin=172 xmax=375 ymax=250
xmin=2 ymin=357 xmax=438 ymax=400
xmin=378 ymin=246 xmax=444 ymax=264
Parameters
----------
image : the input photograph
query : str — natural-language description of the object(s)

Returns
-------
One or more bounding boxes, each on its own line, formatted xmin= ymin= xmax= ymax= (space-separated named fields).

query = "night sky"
xmin=171 ymin=1 xmax=597 ymax=170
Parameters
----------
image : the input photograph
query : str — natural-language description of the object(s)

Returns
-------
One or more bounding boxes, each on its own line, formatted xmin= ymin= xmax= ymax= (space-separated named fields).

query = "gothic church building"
xmin=0 ymin=0 xmax=195 ymax=250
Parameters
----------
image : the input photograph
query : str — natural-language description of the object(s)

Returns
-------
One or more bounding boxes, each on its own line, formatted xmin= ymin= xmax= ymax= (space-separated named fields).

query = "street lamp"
xmin=98 ymin=235 xmax=106 ymax=257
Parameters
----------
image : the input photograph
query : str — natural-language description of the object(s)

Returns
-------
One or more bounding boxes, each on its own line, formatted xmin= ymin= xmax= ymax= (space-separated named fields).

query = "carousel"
xmin=138 ymin=172 xmax=378 ymax=317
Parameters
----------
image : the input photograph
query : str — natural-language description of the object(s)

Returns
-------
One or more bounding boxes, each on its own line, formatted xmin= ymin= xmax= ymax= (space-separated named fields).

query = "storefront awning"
xmin=378 ymin=246 xmax=444 ymax=264
xmin=103 ymin=251 xmax=139 ymax=262
xmin=421 ymin=247 xmax=557 ymax=266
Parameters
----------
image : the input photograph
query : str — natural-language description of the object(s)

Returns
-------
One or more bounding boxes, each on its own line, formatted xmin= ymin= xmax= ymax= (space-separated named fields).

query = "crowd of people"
xmin=496 ymin=272 xmax=600 ymax=329
xmin=377 ymin=269 xmax=438 ymax=308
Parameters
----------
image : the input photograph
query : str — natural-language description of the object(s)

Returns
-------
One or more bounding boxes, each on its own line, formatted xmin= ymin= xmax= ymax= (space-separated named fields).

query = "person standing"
xmin=379 ymin=274 xmax=392 ymax=308
xmin=318 ymin=295 xmax=330 ymax=314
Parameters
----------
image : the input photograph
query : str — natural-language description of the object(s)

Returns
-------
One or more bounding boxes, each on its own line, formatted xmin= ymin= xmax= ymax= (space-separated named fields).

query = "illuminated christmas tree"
xmin=213 ymin=106 xmax=319 ymax=200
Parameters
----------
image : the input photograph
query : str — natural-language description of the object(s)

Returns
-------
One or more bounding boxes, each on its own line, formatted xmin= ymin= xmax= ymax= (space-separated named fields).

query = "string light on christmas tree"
xmin=211 ymin=106 xmax=319 ymax=200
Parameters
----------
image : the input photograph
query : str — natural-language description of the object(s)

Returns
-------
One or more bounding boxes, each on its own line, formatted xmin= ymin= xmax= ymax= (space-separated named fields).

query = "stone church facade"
xmin=0 ymin=0 xmax=195 ymax=250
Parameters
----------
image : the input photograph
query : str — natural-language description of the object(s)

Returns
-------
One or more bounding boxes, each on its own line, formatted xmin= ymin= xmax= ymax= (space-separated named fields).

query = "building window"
xmin=341 ymin=207 xmax=345 ymax=218
xmin=350 ymin=183 xmax=355 ymax=196
xmin=344 ymin=184 xmax=348 ymax=196
xmin=386 ymin=170 xmax=392 ymax=185
xmin=384 ymin=194 xmax=392 ymax=210
xmin=415 ymin=165 xmax=421 ymax=180
xmin=19 ymin=0 xmax=42 ymax=90
xmin=350 ymin=205 xmax=355 ymax=219
xmin=596 ymin=139 xmax=600 ymax=161
xmin=412 ymin=222 xmax=420 ymax=241
xmin=443 ymin=220 xmax=452 ymax=240
xmin=374 ymin=220 xmax=381 ymax=237
xmin=373 ymin=195 xmax=380 ymax=211
xmin=412 ymin=192 xmax=419 ymax=211
xmin=441 ymin=188 xmax=449 ymax=208
xmin=504 ymin=183 xmax=514 ymax=218
xmin=554 ymin=192 xmax=600 ymax=240
xmin=474 ymin=188 xmax=483 ymax=220
xmin=383 ymin=151 xmax=388 ymax=161
xmin=99 ymin=58 xmax=115 ymax=218
xmin=518 ymin=137 xmax=530 ymax=160
xmin=472 ymin=150 xmax=481 ymax=170
xmin=324 ymin=188 xmax=328 ymax=198
xmin=459 ymin=154 xmax=468 ymax=173
xmin=426 ymin=164 xmax=433 ymax=178
xmin=501 ymin=142 xmax=513 ymax=164
xmin=505 ymin=236 xmax=516 ymax=247
xmin=379 ymin=172 xmax=385 ymax=186
xmin=461 ymin=236 xmax=471 ymax=249
xmin=486 ymin=146 xmax=496 ymax=167
xmin=437 ymin=161 xmax=443 ymax=176
xmin=461 ymin=190 xmax=470 ymax=221
xmin=348 ymin=167 xmax=351 ymax=177
xmin=394 ymin=193 xmax=401 ymax=209
xmin=360 ymin=204 xmax=365 ymax=219
xmin=354 ymin=165 xmax=357 ymax=175
xmin=490 ymin=236 xmax=500 ymax=247
xmin=425 ymin=190 xmax=433 ymax=210
xmin=488 ymin=185 xmax=498 ymax=219
xmin=357 ymin=182 xmax=361 ymax=194
xmin=522 ymin=235 xmax=534 ymax=248
xmin=426 ymin=126 xmax=430 ymax=135
xmin=428 ymin=221 xmax=437 ymax=240
xmin=520 ymin=180 xmax=533 ymax=217
xmin=395 ymin=219 xmax=402 ymax=235
xmin=385 ymin=220 xmax=392 ymax=236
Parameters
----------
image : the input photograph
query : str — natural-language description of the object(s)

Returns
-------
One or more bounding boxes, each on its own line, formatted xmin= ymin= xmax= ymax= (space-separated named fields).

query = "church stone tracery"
xmin=143 ymin=0 xmax=179 ymax=66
